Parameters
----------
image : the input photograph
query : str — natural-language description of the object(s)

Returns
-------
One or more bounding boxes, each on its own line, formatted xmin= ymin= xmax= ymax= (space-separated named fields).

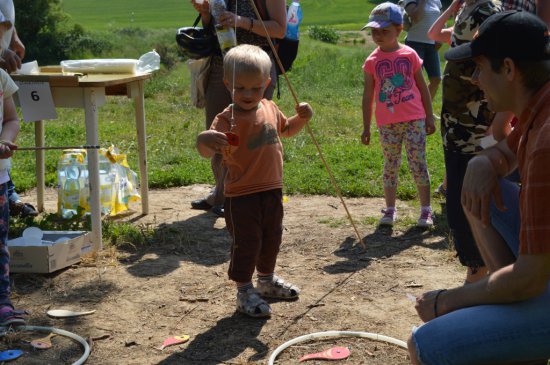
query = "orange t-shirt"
xmin=507 ymin=81 xmax=550 ymax=254
xmin=211 ymin=99 xmax=288 ymax=197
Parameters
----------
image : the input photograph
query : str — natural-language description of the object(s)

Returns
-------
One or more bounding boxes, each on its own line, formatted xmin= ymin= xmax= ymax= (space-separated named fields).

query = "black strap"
xmin=193 ymin=14 xmax=201 ymax=27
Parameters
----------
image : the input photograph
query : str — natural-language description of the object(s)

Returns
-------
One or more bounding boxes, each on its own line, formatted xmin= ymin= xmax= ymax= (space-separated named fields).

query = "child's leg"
xmin=379 ymin=123 xmax=405 ymax=209
xmin=225 ymin=194 xmax=262 ymax=284
xmin=255 ymin=189 xmax=283 ymax=276
xmin=0 ymin=183 xmax=10 ymax=307
xmin=383 ymin=186 xmax=397 ymax=210
xmin=403 ymin=120 xmax=431 ymax=207
xmin=225 ymin=194 xmax=271 ymax=317
xmin=255 ymin=189 xmax=299 ymax=299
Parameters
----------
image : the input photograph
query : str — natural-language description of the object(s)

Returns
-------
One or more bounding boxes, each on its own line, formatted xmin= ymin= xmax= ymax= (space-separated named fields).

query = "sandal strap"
xmin=237 ymin=289 xmax=271 ymax=317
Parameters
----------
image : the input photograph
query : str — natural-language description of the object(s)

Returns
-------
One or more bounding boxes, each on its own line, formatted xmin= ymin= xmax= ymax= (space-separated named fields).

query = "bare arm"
xmin=218 ymin=0 xmax=287 ymax=39
xmin=10 ymin=28 xmax=25 ymax=59
xmin=361 ymin=73 xmax=375 ymax=145
xmin=282 ymin=102 xmax=313 ymax=138
xmin=416 ymin=253 xmax=550 ymax=322
xmin=489 ymin=111 xmax=513 ymax=142
xmin=191 ymin=0 xmax=213 ymax=27
xmin=428 ymin=0 xmax=462 ymax=44
xmin=0 ymin=95 xmax=20 ymax=159
xmin=196 ymin=130 xmax=228 ymax=158
xmin=414 ymin=68 xmax=435 ymax=135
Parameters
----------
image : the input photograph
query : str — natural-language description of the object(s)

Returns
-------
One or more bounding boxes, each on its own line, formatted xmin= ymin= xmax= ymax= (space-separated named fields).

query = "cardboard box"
xmin=8 ymin=231 xmax=91 ymax=273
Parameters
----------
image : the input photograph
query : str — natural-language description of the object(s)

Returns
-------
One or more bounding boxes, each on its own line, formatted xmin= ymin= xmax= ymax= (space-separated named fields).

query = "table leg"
xmin=133 ymin=80 xmax=149 ymax=215
xmin=84 ymin=88 xmax=102 ymax=251
xmin=34 ymin=120 xmax=45 ymax=212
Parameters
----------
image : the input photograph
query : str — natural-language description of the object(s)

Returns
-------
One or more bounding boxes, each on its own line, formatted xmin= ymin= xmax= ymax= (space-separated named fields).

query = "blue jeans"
xmin=6 ymin=177 xmax=18 ymax=203
xmin=405 ymin=40 xmax=441 ymax=78
xmin=412 ymin=179 xmax=550 ymax=364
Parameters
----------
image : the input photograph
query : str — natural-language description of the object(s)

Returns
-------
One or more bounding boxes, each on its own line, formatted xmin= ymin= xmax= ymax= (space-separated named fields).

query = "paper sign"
xmin=15 ymin=81 xmax=57 ymax=122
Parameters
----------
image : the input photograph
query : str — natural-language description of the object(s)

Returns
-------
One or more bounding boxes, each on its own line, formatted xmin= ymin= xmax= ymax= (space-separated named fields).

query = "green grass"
xmin=60 ymin=0 xmax=383 ymax=31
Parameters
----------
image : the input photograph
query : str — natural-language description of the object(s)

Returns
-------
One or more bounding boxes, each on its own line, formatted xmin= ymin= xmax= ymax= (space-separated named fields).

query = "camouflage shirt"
xmin=441 ymin=0 xmax=500 ymax=154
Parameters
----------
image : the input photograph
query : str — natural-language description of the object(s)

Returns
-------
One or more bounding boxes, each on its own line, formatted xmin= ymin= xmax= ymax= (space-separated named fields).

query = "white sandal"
xmin=236 ymin=288 xmax=272 ymax=318
xmin=256 ymin=275 xmax=300 ymax=299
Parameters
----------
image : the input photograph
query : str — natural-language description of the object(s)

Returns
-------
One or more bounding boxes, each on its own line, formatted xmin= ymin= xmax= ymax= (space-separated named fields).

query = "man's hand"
xmin=461 ymin=155 xmax=505 ymax=226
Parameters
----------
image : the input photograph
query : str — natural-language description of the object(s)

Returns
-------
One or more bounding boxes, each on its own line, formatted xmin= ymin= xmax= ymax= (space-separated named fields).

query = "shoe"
xmin=379 ymin=208 xmax=397 ymax=226
xmin=434 ymin=183 xmax=447 ymax=197
xmin=191 ymin=199 xmax=212 ymax=210
xmin=9 ymin=200 xmax=38 ymax=218
xmin=236 ymin=288 xmax=272 ymax=318
xmin=256 ymin=275 xmax=300 ymax=299
xmin=212 ymin=205 xmax=224 ymax=217
xmin=417 ymin=209 xmax=434 ymax=228
xmin=0 ymin=305 xmax=28 ymax=327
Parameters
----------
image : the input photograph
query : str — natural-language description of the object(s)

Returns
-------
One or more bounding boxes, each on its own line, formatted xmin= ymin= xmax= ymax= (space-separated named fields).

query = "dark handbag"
xmin=177 ymin=14 xmax=218 ymax=59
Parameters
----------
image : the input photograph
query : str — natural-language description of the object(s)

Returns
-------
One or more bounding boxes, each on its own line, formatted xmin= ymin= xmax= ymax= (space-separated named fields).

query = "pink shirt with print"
xmin=363 ymin=45 xmax=426 ymax=126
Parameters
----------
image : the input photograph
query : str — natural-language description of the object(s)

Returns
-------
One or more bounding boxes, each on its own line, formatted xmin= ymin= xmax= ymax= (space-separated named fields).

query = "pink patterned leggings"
xmin=378 ymin=119 xmax=430 ymax=188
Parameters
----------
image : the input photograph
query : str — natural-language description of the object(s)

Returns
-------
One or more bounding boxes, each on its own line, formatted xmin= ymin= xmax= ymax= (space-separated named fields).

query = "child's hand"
xmin=295 ymin=102 xmax=313 ymax=121
xmin=361 ymin=129 xmax=371 ymax=145
xmin=425 ymin=115 xmax=436 ymax=136
xmin=197 ymin=130 xmax=229 ymax=154
xmin=0 ymin=140 xmax=16 ymax=159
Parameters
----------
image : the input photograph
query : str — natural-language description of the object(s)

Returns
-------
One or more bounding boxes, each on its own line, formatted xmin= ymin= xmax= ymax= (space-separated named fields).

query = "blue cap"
xmin=361 ymin=2 xmax=403 ymax=30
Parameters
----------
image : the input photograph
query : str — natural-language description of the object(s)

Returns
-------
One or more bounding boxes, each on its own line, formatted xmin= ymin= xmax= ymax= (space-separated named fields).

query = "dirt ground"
xmin=5 ymin=185 xmax=463 ymax=365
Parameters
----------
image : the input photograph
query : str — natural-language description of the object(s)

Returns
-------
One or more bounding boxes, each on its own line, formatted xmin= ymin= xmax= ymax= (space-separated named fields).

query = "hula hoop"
xmin=3 ymin=325 xmax=91 ymax=365
xmin=267 ymin=330 xmax=408 ymax=365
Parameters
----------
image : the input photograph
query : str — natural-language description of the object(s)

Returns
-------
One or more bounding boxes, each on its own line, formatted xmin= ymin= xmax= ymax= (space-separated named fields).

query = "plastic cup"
xmin=22 ymin=227 xmax=43 ymax=245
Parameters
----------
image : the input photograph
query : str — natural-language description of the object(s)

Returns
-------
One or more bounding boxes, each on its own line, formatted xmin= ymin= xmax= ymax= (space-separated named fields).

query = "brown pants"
xmin=225 ymin=189 xmax=283 ymax=283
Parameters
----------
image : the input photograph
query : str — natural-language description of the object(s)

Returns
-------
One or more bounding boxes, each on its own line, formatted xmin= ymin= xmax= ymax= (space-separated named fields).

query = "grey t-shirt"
xmin=404 ymin=0 xmax=442 ymax=44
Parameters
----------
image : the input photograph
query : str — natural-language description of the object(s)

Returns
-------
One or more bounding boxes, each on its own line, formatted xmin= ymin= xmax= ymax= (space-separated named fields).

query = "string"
xmin=246 ymin=0 xmax=365 ymax=249
xmin=230 ymin=0 xmax=237 ymax=129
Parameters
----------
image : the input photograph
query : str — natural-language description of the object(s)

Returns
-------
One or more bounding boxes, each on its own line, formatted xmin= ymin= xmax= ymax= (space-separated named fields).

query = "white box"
xmin=8 ymin=231 xmax=91 ymax=273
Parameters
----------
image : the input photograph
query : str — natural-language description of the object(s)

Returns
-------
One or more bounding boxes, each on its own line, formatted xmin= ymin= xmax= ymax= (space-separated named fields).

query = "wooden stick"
xmin=247 ymin=0 xmax=365 ymax=249
xmin=16 ymin=145 xmax=101 ymax=151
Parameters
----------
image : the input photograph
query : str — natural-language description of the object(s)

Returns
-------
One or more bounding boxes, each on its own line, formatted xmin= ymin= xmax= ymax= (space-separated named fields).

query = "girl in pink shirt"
xmin=361 ymin=2 xmax=436 ymax=227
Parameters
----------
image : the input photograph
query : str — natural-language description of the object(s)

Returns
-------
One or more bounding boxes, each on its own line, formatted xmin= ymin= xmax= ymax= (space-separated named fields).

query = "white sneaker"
xmin=417 ymin=209 xmax=434 ymax=228
xmin=379 ymin=208 xmax=397 ymax=226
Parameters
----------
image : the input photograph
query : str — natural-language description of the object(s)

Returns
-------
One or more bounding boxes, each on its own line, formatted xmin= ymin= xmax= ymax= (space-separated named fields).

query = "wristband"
xmin=433 ymin=289 xmax=447 ymax=318
xmin=248 ymin=17 xmax=253 ymax=31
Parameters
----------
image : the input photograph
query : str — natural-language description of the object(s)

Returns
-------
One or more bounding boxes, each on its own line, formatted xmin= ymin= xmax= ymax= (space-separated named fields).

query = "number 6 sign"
xmin=15 ymin=81 xmax=58 ymax=122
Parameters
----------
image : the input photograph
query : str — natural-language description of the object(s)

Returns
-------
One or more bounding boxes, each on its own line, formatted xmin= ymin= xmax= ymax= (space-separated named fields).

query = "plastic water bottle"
xmin=210 ymin=0 xmax=237 ymax=54
xmin=57 ymin=149 xmax=86 ymax=218
xmin=61 ymin=161 xmax=81 ymax=218
xmin=99 ymin=153 xmax=115 ymax=214
xmin=285 ymin=0 xmax=302 ymax=41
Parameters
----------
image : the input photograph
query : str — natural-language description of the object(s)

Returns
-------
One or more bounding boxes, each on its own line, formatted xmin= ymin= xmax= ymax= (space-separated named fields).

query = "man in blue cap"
xmin=408 ymin=10 xmax=550 ymax=365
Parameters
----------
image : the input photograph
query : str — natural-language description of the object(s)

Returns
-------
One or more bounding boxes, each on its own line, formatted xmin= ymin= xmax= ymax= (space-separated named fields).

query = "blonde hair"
xmin=223 ymin=44 xmax=272 ymax=81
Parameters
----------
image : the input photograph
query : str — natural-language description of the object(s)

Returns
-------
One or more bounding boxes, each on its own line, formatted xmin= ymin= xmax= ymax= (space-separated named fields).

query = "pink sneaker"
xmin=417 ymin=209 xmax=434 ymax=228
xmin=379 ymin=208 xmax=397 ymax=226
